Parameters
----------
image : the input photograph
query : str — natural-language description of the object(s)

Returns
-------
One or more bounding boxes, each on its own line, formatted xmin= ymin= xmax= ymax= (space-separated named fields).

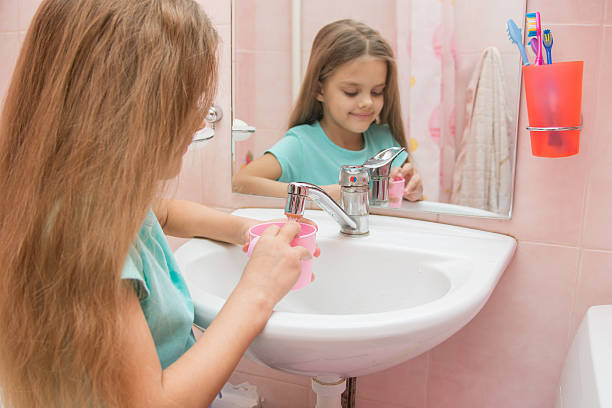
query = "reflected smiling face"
xmin=317 ymin=55 xmax=387 ymax=149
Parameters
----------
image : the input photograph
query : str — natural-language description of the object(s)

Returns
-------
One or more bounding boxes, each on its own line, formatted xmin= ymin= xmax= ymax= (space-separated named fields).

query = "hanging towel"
xmin=450 ymin=46 xmax=512 ymax=214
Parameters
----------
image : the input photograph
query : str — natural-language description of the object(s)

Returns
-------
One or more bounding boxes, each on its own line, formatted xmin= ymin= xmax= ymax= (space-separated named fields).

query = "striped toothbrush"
xmin=526 ymin=12 xmax=544 ymax=65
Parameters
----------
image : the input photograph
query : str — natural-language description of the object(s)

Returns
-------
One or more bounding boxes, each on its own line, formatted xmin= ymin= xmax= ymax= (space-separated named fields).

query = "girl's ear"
xmin=315 ymin=81 xmax=325 ymax=102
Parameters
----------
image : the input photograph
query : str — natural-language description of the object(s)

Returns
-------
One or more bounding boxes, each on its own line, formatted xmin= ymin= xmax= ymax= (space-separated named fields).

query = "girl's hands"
xmin=241 ymin=217 xmax=321 ymax=258
xmin=239 ymin=222 xmax=312 ymax=306
xmin=390 ymin=163 xmax=424 ymax=202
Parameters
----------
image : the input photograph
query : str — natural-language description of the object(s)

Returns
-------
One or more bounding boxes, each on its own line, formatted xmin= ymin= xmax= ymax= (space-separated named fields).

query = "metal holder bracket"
xmin=192 ymin=104 xmax=223 ymax=143
xmin=526 ymin=115 xmax=583 ymax=132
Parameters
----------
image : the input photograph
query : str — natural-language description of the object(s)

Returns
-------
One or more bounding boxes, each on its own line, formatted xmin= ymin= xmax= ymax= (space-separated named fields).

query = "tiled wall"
xmin=2 ymin=0 xmax=612 ymax=407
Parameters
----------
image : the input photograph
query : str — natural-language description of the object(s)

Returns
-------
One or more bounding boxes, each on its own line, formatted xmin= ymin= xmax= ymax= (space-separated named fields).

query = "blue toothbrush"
xmin=543 ymin=29 xmax=553 ymax=64
xmin=506 ymin=19 xmax=530 ymax=66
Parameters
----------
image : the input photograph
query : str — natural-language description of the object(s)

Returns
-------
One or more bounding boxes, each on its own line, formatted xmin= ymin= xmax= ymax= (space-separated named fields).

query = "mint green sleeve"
xmin=265 ymin=132 xmax=304 ymax=183
xmin=121 ymin=246 xmax=150 ymax=301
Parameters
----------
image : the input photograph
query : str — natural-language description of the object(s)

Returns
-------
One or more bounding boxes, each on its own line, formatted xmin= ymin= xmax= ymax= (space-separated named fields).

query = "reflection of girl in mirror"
xmin=0 ymin=1 xmax=314 ymax=407
xmin=234 ymin=19 xmax=423 ymax=201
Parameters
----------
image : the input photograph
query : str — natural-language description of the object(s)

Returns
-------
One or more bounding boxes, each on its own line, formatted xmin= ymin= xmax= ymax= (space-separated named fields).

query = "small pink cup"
xmin=388 ymin=176 xmax=405 ymax=208
xmin=247 ymin=222 xmax=317 ymax=290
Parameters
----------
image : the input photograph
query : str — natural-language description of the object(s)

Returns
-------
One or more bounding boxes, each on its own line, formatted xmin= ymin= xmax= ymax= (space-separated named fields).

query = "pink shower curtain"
xmin=396 ymin=0 xmax=455 ymax=202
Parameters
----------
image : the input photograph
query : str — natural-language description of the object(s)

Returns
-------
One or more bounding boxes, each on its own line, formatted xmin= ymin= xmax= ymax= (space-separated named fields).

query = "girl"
xmin=0 ymin=1 xmax=312 ymax=407
xmin=233 ymin=19 xmax=423 ymax=202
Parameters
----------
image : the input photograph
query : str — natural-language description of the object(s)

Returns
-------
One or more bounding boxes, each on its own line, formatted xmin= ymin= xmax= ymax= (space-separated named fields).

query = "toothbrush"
xmin=526 ymin=12 xmax=544 ymax=65
xmin=506 ymin=19 xmax=530 ymax=66
xmin=543 ymin=29 xmax=553 ymax=64
xmin=529 ymin=38 xmax=538 ymax=58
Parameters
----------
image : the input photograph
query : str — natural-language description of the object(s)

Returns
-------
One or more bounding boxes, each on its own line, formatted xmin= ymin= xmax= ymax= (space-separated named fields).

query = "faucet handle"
xmin=339 ymin=165 xmax=369 ymax=187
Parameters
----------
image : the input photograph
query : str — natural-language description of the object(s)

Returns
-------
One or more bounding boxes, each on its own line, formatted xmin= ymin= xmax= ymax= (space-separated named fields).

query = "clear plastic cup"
xmin=247 ymin=222 xmax=316 ymax=290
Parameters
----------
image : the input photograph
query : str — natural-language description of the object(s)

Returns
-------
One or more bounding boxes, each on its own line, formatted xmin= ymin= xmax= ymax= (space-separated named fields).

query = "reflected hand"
xmin=322 ymin=184 xmax=341 ymax=202
xmin=390 ymin=163 xmax=423 ymax=202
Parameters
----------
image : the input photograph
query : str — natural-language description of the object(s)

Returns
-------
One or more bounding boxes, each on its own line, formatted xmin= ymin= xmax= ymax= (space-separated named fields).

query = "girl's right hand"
xmin=390 ymin=163 xmax=423 ymax=201
xmin=238 ymin=222 xmax=312 ymax=307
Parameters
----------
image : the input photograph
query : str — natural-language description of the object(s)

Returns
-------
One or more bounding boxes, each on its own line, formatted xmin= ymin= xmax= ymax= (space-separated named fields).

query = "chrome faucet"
xmin=284 ymin=147 xmax=406 ymax=235
xmin=363 ymin=146 xmax=406 ymax=207
xmin=285 ymin=165 xmax=369 ymax=235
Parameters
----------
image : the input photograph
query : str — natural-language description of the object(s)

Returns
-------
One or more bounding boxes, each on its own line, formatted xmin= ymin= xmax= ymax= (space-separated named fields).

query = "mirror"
xmin=231 ymin=0 xmax=526 ymax=218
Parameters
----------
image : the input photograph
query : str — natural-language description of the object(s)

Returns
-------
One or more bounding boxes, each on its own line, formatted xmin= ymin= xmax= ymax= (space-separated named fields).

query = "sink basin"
xmin=174 ymin=208 xmax=516 ymax=378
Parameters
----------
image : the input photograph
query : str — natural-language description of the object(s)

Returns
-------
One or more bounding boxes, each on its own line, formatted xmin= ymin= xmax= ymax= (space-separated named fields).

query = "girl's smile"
xmin=350 ymin=111 xmax=376 ymax=120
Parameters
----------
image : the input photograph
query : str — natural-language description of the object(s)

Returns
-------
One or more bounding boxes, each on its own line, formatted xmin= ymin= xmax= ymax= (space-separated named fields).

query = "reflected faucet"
xmin=363 ymin=146 xmax=406 ymax=207
xmin=284 ymin=147 xmax=406 ymax=235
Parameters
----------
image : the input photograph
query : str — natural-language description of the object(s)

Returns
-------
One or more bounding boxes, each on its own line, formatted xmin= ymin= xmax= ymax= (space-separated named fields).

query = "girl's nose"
xmin=358 ymin=95 xmax=373 ymax=108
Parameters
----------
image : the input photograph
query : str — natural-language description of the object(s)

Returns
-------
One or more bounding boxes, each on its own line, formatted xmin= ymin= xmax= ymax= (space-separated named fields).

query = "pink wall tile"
xmin=234 ymin=51 xmax=256 ymax=125
xmin=235 ymin=0 xmax=291 ymax=53
xmin=0 ymin=0 xmax=20 ymax=32
xmin=527 ymin=0 xmax=605 ymax=24
xmin=583 ymin=144 xmax=612 ymax=249
xmin=301 ymin=0 xmax=397 ymax=63
xmin=582 ymin=26 xmax=612 ymax=250
xmin=454 ymin=1 xmax=524 ymax=54
xmin=0 ymin=32 xmax=21 ymax=103
xmin=428 ymin=242 xmax=579 ymax=408
xmin=234 ymin=0 xmax=256 ymax=52
xmin=356 ymin=352 xmax=428 ymax=407
xmin=196 ymin=0 xmax=230 ymax=26
xmin=252 ymin=51 xmax=292 ymax=131
xmin=607 ymin=0 xmax=612 ymax=24
xmin=571 ymin=250 xmax=612 ymax=333
xmin=356 ymin=399 xmax=410 ymax=408
xmin=18 ymin=0 xmax=41 ymax=30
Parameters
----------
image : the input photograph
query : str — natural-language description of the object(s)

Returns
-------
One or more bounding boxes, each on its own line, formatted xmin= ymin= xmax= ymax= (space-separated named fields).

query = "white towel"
xmin=450 ymin=46 xmax=512 ymax=214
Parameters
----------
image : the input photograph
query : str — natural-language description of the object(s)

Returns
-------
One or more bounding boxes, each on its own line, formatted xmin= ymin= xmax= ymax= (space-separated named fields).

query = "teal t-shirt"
xmin=266 ymin=121 xmax=408 ymax=185
xmin=121 ymin=209 xmax=195 ymax=369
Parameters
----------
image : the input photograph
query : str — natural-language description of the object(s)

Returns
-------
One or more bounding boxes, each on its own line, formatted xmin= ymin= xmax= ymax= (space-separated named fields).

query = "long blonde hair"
xmin=0 ymin=0 xmax=218 ymax=406
xmin=289 ymin=19 xmax=407 ymax=149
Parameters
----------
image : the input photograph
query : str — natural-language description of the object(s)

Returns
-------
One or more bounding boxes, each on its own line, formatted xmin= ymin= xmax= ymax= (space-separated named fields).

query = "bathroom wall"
xmin=1 ymin=0 xmax=612 ymax=407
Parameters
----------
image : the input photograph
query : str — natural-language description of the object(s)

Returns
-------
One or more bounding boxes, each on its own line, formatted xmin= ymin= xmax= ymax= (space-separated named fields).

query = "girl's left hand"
xmin=390 ymin=163 xmax=423 ymax=202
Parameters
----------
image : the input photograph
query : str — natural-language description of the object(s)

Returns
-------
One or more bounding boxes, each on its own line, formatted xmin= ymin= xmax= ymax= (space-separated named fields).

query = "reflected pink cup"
xmin=388 ymin=176 xmax=405 ymax=208
xmin=247 ymin=222 xmax=317 ymax=290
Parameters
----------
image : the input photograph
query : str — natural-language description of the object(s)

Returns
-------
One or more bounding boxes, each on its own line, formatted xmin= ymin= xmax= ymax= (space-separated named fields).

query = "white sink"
xmin=174 ymin=208 xmax=516 ymax=378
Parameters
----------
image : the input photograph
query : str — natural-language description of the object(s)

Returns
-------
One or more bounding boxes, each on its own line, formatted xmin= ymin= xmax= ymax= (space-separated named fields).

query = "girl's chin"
xmin=348 ymin=119 xmax=373 ymax=132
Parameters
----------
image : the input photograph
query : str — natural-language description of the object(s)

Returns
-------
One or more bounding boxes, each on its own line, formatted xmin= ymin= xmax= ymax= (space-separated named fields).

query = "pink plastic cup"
xmin=247 ymin=222 xmax=317 ymax=290
xmin=388 ymin=176 xmax=405 ymax=208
